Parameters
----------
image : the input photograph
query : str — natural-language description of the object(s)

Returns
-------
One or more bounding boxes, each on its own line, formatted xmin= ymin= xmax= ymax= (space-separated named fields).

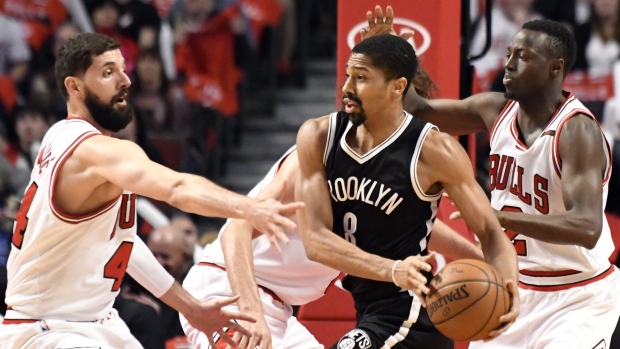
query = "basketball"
xmin=426 ymin=259 xmax=510 ymax=341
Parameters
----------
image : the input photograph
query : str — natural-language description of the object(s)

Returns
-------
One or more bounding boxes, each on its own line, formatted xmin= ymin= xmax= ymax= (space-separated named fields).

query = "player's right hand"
xmin=247 ymin=179 xmax=305 ymax=253
xmin=359 ymin=5 xmax=414 ymax=41
xmin=227 ymin=316 xmax=272 ymax=349
xmin=392 ymin=252 xmax=436 ymax=305
xmin=184 ymin=295 xmax=256 ymax=348
xmin=485 ymin=279 xmax=520 ymax=340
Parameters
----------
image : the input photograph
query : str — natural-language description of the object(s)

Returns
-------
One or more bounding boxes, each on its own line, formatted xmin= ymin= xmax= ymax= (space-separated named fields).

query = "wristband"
xmin=391 ymin=260 xmax=402 ymax=287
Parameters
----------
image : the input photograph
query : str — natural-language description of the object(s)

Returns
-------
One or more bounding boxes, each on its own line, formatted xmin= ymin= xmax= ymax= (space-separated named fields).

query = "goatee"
xmin=84 ymin=87 xmax=133 ymax=132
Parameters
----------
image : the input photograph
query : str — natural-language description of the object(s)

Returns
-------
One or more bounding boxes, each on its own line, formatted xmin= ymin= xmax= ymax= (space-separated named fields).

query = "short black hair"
xmin=522 ymin=19 xmax=576 ymax=76
xmin=351 ymin=34 xmax=417 ymax=97
xmin=55 ymin=33 xmax=120 ymax=100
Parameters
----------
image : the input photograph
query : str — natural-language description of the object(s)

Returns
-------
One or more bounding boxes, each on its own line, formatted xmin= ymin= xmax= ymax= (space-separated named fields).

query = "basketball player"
xmin=295 ymin=34 xmax=519 ymax=348
xmin=180 ymin=69 xmax=485 ymax=349
xmin=0 ymin=32 xmax=304 ymax=349
xmin=365 ymin=7 xmax=620 ymax=348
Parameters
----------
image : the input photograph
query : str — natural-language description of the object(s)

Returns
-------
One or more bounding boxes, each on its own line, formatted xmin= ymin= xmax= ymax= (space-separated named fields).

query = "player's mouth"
xmin=342 ymin=98 xmax=360 ymax=113
xmin=115 ymin=93 xmax=128 ymax=106
xmin=503 ymin=73 xmax=515 ymax=87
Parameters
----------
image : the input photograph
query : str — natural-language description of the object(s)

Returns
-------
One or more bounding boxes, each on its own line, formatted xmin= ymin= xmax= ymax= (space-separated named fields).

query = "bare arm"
xmin=295 ymin=117 xmax=433 ymax=295
xmin=72 ymin=136 xmax=303 ymax=242
xmin=406 ymin=89 xmax=504 ymax=135
xmin=428 ymin=219 xmax=483 ymax=261
xmin=496 ymin=115 xmax=608 ymax=249
xmin=418 ymin=130 xmax=518 ymax=336
xmin=361 ymin=5 xmax=504 ymax=135
xmin=220 ymin=152 xmax=300 ymax=349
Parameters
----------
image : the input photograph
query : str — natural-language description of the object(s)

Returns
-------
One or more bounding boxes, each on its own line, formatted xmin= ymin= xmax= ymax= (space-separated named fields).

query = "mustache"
xmin=342 ymin=94 xmax=362 ymax=105
xmin=111 ymin=89 xmax=129 ymax=104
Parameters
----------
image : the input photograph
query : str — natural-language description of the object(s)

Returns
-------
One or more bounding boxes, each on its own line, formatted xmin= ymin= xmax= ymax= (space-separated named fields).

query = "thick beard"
xmin=84 ymin=87 xmax=133 ymax=132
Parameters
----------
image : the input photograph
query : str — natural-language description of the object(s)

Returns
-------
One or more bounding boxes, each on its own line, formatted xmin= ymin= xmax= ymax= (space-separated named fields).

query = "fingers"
xmin=375 ymin=5 xmax=385 ymax=24
xmin=366 ymin=10 xmax=374 ymax=27
xmin=280 ymin=201 xmax=305 ymax=217
xmin=399 ymin=31 xmax=414 ymax=41
xmin=449 ymin=211 xmax=462 ymax=220
xmin=267 ymin=233 xmax=283 ymax=254
xmin=224 ymin=309 xmax=257 ymax=324
xmin=227 ymin=320 xmax=252 ymax=339
xmin=489 ymin=280 xmax=519 ymax=338
xmin=385 ymin=5 xmax=393 ymax=25
xmin=218 ymin=329 xmax=238 ymax=348
xmin=359 ymin=27 xmax=369 ymax=41
xmin=423 ymin=251 xmax=436 ymax=264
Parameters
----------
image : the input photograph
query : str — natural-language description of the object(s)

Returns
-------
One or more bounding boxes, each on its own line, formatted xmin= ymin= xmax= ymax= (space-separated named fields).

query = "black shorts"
xmin=330 ymin=292 xmax=453 ymax=349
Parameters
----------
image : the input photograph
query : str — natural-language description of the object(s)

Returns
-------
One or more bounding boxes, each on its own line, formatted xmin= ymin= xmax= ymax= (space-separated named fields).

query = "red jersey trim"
xmin=1 ymin=319 xmax=38 ymax=324
xmin=551 ymin=109 xmax=610 ymax=182
xmin=197 ymin=262 xmax=284 ymax=303
xmin=519 ymin=269 xmax=581 ymax=277
xmin=48 ymin=132 xmax=120 ymax=224
xmin=490 ymin=100 xmax=516 ymax=145
xmin=518 ymin=265 xmax=614 ymax=291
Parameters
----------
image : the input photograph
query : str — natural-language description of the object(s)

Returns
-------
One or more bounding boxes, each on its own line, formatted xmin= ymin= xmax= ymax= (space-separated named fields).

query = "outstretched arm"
xmin=418 ymin=130 xmax=519 ymax=338
xmin=495 ymin=115 xmax=608 ymax=249
xmin=295 ymin=117 xmax=434 ymax=298
xmin=362 ymin=5 xmax=505 ymax=135
xmin=220 ymin=151 xmax=300 ymax=349
xmin=127 ymin=238 xmax=255 ymax=347
xmin=73 ymin=136 xmax=303 ymax=246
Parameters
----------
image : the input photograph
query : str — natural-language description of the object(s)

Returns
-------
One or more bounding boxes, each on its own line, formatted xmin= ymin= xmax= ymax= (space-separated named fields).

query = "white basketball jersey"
xmin=489 ymin=93 xmax=614 ymax=288
xmin=5 ymin=118 xmax=137 ymax=321
xmin=201 ymin=146 xmax=341 ymax=306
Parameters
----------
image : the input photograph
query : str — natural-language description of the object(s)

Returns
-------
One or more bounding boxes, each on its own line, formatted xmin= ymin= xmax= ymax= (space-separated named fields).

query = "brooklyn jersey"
xmin=324 ymin=111 xmax=441 ymax=302
xmin=5 ymin=118 xmax=137 ymax=321
xmin=200 ymin=146 xmax=340 ymax=306
xmin=489 ymin=93 xmax=614 ymax=288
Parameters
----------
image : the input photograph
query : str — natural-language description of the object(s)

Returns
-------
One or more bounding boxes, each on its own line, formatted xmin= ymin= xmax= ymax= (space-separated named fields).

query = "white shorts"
xmin=470 ymin=267 xmax=620 ymax=349
xmin=0 ymin=308 xmax=143 ymax=349
xmin=181 ymin=263 xmax=323 ymax=349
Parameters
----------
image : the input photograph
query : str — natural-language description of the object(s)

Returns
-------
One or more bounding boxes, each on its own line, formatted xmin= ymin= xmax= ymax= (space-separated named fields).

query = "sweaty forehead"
xmin=510 ymin=29 xmax=549 ymax=56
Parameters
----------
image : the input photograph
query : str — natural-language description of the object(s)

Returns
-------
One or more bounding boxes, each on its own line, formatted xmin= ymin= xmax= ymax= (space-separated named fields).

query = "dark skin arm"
xmin=295 ymin=116 xmax=435 ymax=299
xmin=417 ymin=130 xmax=519 ymax=338
xmin=495 ymin=115 xmax=607 ymax=249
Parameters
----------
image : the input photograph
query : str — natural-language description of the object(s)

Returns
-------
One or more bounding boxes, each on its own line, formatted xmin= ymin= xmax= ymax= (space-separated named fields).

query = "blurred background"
xmin=1 ymin=0 xmax=620 ymax=347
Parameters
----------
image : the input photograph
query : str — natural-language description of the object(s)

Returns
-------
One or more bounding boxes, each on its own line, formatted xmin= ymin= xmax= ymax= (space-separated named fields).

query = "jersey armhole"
xmin=551 ymin=111 xmax=612 ymax=183
xmin=410 ymin=124 xmax=443 ymax=202
xmin=48 ymin=132 xmax=121 ymax=224
xmin=323 ymin=113 xmax=339 ymax=166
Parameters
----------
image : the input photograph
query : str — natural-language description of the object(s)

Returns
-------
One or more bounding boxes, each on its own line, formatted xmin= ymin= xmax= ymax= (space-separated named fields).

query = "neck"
xmin=66 ymin=102 xmax=113 ymax=136
xmin=355 ymin=106 xmax=405 ymax=150
xmin=516 ymin=87 xmax=565 ymax=124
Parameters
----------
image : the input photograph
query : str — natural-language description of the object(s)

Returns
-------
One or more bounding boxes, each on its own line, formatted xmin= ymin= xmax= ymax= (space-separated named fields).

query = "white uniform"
xmin=470 ymin=94 xmax=620 ymax=349
xmin=0 ymin=118 xmax=144 ymax=349
xmin=181 ymin=147 xmax=341 ymax=349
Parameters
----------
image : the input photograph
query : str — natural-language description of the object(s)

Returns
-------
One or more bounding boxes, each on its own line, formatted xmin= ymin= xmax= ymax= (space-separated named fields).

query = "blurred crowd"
xmin=0 ymin=0 xmax=337 ymax=346
xmin=2 ymin=0 xmax=620 ymax=347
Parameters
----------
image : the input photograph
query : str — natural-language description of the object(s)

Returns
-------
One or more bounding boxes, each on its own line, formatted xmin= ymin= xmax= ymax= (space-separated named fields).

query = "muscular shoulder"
xmin=296 ymin=115 xmax=331 ymax=152
xmin=418 ymin=129 xmax=473 ymax=184
xmin=558 ymin=113 xmax=606 ymax=162
xmin=72 ymin=135 xmax=145 ymax=167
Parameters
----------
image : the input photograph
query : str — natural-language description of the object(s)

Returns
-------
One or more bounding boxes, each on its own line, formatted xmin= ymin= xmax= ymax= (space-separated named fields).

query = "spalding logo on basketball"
xmin=426 ymin=259 xmax=510 ymax=341
xmin=346 ymin=17 xmax=432 ymax=55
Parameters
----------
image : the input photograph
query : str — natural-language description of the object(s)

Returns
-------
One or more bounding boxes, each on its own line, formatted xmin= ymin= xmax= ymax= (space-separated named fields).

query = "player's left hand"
xmin=227 ymin=316 xmax=272 ymax=349
xmin=485 ymin=279 xmax=519 ymax=340
xmin=360 ymin=5 xmax=414 ymax=41
xmin=184 ymin=295 xmax=256 ymax=348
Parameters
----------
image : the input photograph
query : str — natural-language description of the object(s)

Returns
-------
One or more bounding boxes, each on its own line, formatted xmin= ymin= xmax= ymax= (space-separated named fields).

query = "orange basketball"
xmin=426 ymin=259 xmax=510 ymax=341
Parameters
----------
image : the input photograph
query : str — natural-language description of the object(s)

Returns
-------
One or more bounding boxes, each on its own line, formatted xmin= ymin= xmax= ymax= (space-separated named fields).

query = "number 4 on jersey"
xmin=12 ymin=183 xmax=38 ymax=249
xmin=501 ymin=206 xmax=527 ymax=256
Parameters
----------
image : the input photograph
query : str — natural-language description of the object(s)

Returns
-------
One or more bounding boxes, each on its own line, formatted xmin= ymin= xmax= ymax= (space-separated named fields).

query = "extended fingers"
xmin=384 ymin=6 xmax=393 ymax=25
xmin=375 ymin=5 xmax=385 ymax=24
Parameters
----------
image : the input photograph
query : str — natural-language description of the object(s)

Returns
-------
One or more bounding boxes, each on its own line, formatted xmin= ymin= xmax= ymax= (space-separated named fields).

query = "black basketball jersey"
xmin=324 ymin=111 xmax=442 ymax=303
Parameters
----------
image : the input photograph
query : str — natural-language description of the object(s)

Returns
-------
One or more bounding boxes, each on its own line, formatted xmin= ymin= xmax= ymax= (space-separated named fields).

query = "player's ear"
xmin=393 ymin=77 xmax=408 ymax=96
xmin=65 ymin=77 xmax=83 ymax=97
xmin=549 ymin=58 xmax=564 ymax=78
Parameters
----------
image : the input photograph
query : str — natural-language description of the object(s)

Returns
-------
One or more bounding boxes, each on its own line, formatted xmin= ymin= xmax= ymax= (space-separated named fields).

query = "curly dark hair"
xmin=55 ymin=33 xmax=120 ymax=100
xmin=352 ymin=34 xmax=418 ymax=98
xmin=522 ymin=19 xmax=577 ymax=76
